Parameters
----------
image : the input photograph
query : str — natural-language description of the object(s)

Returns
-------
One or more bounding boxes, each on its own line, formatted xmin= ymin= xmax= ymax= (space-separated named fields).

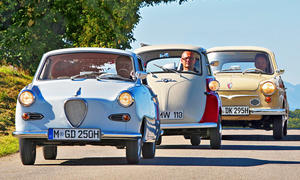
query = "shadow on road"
xmin=36 ymin=156 xmax=300 ymax=167
xmin=222 ymin=134 xmax=300 ymax=141
xmin=157 ymin=144 xmax=300 ymax=150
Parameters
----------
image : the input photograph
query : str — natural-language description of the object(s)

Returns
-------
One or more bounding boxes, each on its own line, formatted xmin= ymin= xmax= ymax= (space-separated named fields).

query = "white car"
xmin=13 ymin=48 xmax=160 ymax=165
xmin=135 ymin=44 xmax=222 ymax=148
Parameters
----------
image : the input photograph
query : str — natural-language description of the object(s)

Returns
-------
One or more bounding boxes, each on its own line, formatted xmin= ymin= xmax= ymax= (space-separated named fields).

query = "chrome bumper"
xmin=12 ymin=131 xmax=141 ymax=139
xmin=161 ymin=122 xmax=217 ymax=130
xmin=250 ymin=108 xmax=286 ymax=115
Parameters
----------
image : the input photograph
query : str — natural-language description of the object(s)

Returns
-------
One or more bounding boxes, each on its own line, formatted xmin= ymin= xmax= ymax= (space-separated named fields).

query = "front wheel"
xmin=43 ymin=145 xmax=57 ymax=160
xmin=142 ymin=142 xmax=156 ymax=159
xmin=126 ymin=138 xmax=142 ymax=164
xmin=190 ymin=135 xmax=201 ymax=146
xmin=209 ymin=127 xmax=222 ymax=149
xmin=273 ymin=116 xmax=284 ymax=140
xmin=19 ymin=138 xmax=36 ymax=165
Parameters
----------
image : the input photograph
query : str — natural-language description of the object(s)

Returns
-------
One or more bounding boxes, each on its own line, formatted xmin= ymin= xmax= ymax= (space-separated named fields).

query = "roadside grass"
xmin=0 ymin=134 xmax=19 ymax=157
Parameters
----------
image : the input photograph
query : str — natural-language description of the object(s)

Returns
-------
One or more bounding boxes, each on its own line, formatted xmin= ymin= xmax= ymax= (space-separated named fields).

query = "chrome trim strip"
xmin=220 ymin=94 xmax=258 ymax=99
xmin=13 ymin=131 xmax=48 ymax=138
xmin=161 ymin=123 xmax=217 ymax=129
xmin=13 ymin=131 xmax=141 ymax=139
xmin=101 ymin=132 xmax=142 ymax=139
xmin=250 ymin=108 xmax=286 ymax=115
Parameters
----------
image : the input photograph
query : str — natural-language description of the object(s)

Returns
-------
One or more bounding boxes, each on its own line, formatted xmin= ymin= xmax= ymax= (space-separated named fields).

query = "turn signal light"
xmin=122 ymin=114 xmax=131 ymax=121
xmin=22 ymin=113 xmax=30 ymax=120
xmin=265 ymin=97 xmax=272 ymax=103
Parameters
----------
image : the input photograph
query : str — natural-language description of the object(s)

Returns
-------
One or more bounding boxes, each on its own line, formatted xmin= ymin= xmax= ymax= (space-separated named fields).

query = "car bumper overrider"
xmin=12 ymin=131 xmax=142 ymax=139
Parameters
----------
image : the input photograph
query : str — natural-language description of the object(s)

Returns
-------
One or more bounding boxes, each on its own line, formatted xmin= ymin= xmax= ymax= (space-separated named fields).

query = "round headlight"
xmin=208 ymin=80 xmax=220 ymax=91
xmin=19 ymin=91 xmax=35 ymax=107
xmin=261 ymin=82 xmax=276 ymax=95
xmin=118 ymin=92 xmax=134 ymax=107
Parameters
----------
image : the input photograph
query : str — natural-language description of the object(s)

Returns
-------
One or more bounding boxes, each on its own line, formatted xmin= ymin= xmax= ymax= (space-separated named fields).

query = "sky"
xmin=130 ymin=0 xmax=300 ymax=85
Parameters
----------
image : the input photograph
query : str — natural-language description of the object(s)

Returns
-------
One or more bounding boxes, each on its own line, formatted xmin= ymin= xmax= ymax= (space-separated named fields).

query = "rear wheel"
xmin=43 ymin=145 xmax=57 ymax=160
xmin=19 ymin=138 xmax=36 ymax=165
xmin=190 ymin=135 xmax=201 ymax=146
xmin=210 ymin=128 xmax=222 ymax=149
xmin=283 ymin=120 xmax=288 ymax=136
xmin=273 ymin=116 xmax=284 ymax=140
xmin=126 ymin=138 xmax=142 ymax=164
xmin=142 ymin=142 xmax=156 ymax=159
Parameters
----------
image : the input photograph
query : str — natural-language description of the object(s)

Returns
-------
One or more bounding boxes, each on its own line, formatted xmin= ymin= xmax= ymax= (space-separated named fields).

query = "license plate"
xmin=160 ymin=111 xmax=184 ymax=119
xmin=222 ymin=106 xmax=249 ymax=116
xmin=48 ymin=128 xmax=101 ymax=141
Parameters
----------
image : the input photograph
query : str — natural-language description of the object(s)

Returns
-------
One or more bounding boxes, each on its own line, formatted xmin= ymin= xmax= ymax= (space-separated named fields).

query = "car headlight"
xmin=261 ymin=81 xmax=276 ymax=95
xmin=118 ymin=91 xmax=134 ymax=107
xmin=19 ymin=91 xmax=35 ymax=107
xmin=208 ymin=80 xmax=220 ymax=91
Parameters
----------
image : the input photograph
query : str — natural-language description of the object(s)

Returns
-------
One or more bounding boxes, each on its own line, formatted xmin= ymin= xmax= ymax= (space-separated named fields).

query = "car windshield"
xmin=143 ymin=50 xmax=202 ymax=75
xmin=38 ymin=52 xmax=134 ymax=81
xmin=207 ymin=51 xmax=273 ymax=74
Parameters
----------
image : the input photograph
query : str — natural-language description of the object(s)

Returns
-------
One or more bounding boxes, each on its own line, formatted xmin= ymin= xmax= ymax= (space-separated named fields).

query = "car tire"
xmin=210 ymin=128 xmax=222 ymax=149
xmin=43 ymin=145 xmax=57 ymax=160
xmin=19 ymin=138 xmax=36 ymax=165
xmin=126 ymin=138 xmax=142 ymax=164
xmin=283 ymin=120 xmax=288 ymax=136
xmin=155 ymin=136 xmax=162 ymax=145
xmin=142 ymin=142 xmax=156 ymax=159
xmin=273 ymin=116 xmax=284 ymax=140
xmin=190 ymin=135 xmax=201 ymax=146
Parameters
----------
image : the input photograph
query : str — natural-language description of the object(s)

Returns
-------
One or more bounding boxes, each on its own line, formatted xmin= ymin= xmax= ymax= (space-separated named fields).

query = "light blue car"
xmin=13 ymin=48 xmax=160 ymax=165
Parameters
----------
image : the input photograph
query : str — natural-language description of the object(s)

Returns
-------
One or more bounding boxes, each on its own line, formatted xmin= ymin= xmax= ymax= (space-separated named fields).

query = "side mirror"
xmin=209 ymin=61 xmax=219 ymax=66
xmin=276 ymin=69 xmax=284 ymax=75
xmin=135 ymin=71 xmax=147 ymax=80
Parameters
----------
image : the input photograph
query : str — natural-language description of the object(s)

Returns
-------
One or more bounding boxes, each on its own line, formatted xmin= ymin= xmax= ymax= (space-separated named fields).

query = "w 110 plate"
xmin=48 ymin=128 xmax=101 ymax=141
xmin=160 ymin=111 xmax=184 ymax=120
xmin=222 ymin=106 xmax=249 ymax=116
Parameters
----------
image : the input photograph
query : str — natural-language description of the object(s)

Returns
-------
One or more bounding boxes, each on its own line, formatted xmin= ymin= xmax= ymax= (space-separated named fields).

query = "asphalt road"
xmin=1 ymin=129 xmax=300 ymax=180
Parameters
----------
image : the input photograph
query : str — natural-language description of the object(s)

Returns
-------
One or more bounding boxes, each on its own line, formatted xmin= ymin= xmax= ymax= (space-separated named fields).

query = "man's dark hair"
xmin=255 ymin=53 xmax=268 ymax=60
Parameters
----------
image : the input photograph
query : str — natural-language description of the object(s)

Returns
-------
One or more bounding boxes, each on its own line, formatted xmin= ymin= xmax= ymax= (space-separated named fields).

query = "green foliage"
xmin=0 ymin=135 xmax=19 ymax=157
xmin=288 ymin=109 xmax=300 ymax=128
xmin=0 ymin=65 xmax=32 ymax=133
xmin=0 ymin=0 xmax=186 ymax=74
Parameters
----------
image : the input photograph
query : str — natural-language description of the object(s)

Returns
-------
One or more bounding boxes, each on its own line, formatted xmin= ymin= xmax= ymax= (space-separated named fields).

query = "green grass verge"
xmin=0 ymin=135 xmax=19 ymax=157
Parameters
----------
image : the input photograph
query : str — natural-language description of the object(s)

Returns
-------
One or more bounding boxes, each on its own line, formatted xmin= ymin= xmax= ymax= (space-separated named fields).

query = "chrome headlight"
xmin=19 ymin=91 xmax=35 ymax=107
xmin=261 ymin=81 xmax=276 ymax=95
xmin=208 ymin=80 xmax=220 ymax=91
xmin=118 ymin=91 xmax=134 ymax=107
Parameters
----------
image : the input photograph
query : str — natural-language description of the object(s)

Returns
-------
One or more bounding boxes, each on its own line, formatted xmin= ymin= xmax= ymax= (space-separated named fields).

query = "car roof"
xmin=207 ymin=46 xmax=274 ymax=55
xmin=43 ymin=47 xmax=136 ymax=58
xmin=134 ymin=44 xmax=206 ymax=54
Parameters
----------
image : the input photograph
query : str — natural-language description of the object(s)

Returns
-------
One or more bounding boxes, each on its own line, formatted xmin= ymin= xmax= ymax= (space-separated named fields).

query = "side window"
xmin=137 ymin=58 xmax=145 ymax=71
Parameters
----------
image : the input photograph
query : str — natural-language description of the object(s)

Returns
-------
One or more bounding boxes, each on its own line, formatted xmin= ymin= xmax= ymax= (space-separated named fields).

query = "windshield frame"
xmin=207 ymin=50 xmax=274 ymax=75
xmin=37 ymin=52 xmax=136 ymax=81
xmin=144 ymin=49 xmax=203 ymax=76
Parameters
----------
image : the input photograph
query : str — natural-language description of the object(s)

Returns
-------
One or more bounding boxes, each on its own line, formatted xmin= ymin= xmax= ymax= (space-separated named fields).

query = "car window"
xmin=38 ymin=52 xmax=135 ymax=80
xmin=145 ymin=50 xmax=202 ymax=75
xmin=207 ymin=51 xmax=273 ymax=74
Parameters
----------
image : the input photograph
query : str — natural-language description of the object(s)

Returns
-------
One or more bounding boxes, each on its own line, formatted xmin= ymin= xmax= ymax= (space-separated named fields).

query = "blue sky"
xmin=130 ymin=0 xmax=300 ymax=85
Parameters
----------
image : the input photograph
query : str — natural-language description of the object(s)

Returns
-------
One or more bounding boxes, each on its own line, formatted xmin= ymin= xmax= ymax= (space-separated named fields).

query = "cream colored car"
xmin=135 ymin=44 xmax=222 ymax=148
xmin=207 ymin=46 xmax=288 ymax=139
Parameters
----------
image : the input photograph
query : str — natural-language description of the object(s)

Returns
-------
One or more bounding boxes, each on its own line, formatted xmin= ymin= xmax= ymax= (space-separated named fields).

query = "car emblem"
xmin=227 ymin=82 xmax=232 ymax=89
xmin=156 ymin=78 xmax=177 ymax=83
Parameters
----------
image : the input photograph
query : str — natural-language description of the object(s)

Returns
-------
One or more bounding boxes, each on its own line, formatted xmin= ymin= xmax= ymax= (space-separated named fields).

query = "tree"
xmin=0 ymin=0 xmax=186 ymax=74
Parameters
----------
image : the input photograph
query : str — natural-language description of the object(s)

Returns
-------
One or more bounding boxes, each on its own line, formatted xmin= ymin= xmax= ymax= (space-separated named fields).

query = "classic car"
xmin=134 ymin=44 xmax=222 ymax=149
xmin=13 ymin=48 xmax=160 ymax=165
xmin=207 ymin=46 xmax=288 ymax=139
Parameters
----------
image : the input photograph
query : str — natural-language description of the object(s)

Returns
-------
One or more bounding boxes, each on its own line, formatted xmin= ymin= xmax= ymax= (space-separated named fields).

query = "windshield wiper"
xmin=71 ymin=71 xmax=105 ymax=80
xmin=153 ymin=64 xmax=181 ymax=76
xmin=97 ymin=73 xmax=132 ymax=81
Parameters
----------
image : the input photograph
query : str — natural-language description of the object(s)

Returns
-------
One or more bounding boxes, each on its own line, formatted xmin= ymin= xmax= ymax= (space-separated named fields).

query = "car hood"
xmin=33 ymin=79 xmax=135 ymax=100
xmin=215 ymin=73 xmax=271 ymax=91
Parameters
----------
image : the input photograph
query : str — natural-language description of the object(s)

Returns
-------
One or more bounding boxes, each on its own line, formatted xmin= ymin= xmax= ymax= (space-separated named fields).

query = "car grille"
xmin=64 ymin=99 xmax=87 ymax=127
